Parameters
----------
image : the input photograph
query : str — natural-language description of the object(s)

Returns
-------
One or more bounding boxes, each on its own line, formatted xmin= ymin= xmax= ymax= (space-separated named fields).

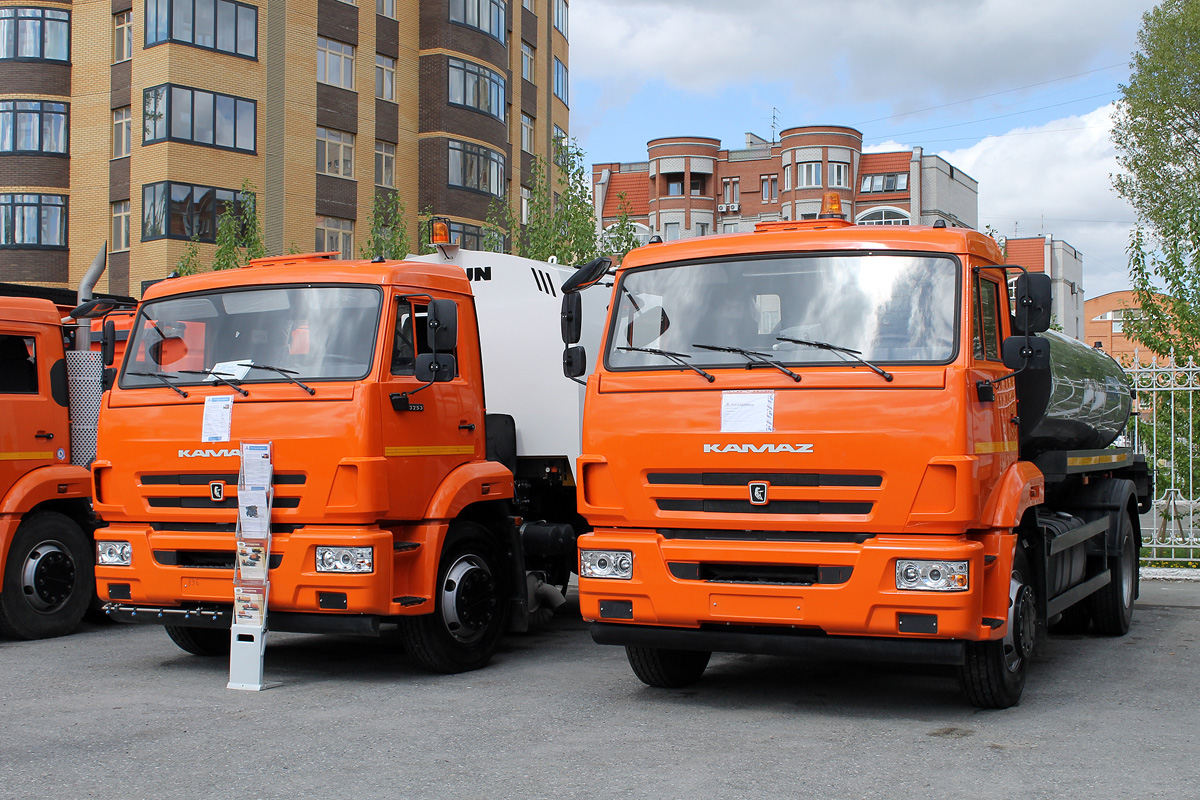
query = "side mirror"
xmin=1002 ymin=334 xmax=1050 ymax=370
xmin=416 ymin=352 xmax=456 ymax=383
xmin=426 ymin=299 xmax=458 ymax=352
xmin=70 ymin=298 xmax=120 ymax=319
xmin=561 ymin=257 xmax=611 ymax=294
xmin=563 ymin=345 xmax=586 ymax=378
xmin=101 ymin=319 xmax=116 ymax=367
xmin=561 ymin=292 xmax=582 ymax=345
xmin=626 ymin=304 xmax=670 ymax=348
xmin=1012 ymin=272 xmax=1052 ymax=334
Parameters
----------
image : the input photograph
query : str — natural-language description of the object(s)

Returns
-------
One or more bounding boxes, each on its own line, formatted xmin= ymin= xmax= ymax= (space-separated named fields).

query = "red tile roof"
xmin=859 ymin=151 xmax=911 ymax=174
xmin=602 ymin=172 xmax=649 ymax=219
xmin=1004 ymin=237 xmax=1046 ymax=271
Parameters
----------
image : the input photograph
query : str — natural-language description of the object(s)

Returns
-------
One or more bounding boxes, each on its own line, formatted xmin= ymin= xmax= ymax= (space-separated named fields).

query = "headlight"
xmin=896 ymin=559 xmax=968 ymax=592
xmin=316 ymin=546 xmax=373 ymax=573
xmin=580 ymin=549 xmax=632 ymax=580
xmin=96 ymin=541 xmax=132 ymax=566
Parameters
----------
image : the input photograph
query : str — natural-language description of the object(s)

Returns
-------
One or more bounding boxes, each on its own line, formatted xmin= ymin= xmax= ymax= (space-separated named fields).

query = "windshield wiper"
xmin=618 ymin=346 xmax=715 ymax=383
xmin=692 ymin=344 xmax=801 ymax=382
xmin=178 ymin=369 xmax=249 ymax=397
xmin=128 ymin=371 xmax=190 ymax=398
xmin=242 ymin=363 xmax=316 ymax=395
xmin=775 ymin=337 xmax=893 ymax=382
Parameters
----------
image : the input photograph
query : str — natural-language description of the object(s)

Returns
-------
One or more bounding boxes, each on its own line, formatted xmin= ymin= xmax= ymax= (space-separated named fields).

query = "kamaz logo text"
xmin=178 ymin=448 xmax=241 ymax=458
xmin=703 ymin=443 xmax=814 ymax=454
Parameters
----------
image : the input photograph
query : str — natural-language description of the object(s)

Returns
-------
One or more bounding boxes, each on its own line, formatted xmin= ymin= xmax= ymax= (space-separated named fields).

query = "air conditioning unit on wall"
xmin=729 ymin=203 xmax=740 ymax=213
xmin=717 ymin=204 xmax=727 ymax=213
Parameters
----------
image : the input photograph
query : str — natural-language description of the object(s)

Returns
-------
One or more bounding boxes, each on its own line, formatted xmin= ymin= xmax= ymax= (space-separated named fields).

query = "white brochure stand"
xmin=228 ymin=441 xmax=281 ymax=691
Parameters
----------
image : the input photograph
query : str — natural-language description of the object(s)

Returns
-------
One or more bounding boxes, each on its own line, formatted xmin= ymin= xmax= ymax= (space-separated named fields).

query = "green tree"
xmin=360 ymin=190 xmax=411 ymax=259
xmin=599 ymin=191 xmax=642 ymax=262
xmin=174 ymin=236 xmax=203 ymax=276
xmin=211 ymin=180 xmax=265 ymax=270
xmin=1113 ymin=0 xmax=1200 ymax=361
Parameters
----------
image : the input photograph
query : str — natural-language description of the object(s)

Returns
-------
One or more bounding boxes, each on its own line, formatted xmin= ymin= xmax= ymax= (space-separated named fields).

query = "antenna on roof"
xmin=771 ymin=107 xmax=780 ymax=143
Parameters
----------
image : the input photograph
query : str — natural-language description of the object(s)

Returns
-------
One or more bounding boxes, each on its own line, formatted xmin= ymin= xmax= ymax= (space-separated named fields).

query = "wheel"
xmin=959 ymin=546 xmax=1036 ymax=709
xmin=399 ymin=522 xmax=509 ymax=673
xmin=1090 ymin=513 xmax=1137 ymax=635
xmin=626 ymin=646 xmax=711 ymax=688
xmin=0 ymin=512 xmax=93 ymax=640
xmin=165 ymin=624 xmax=231 ymax=656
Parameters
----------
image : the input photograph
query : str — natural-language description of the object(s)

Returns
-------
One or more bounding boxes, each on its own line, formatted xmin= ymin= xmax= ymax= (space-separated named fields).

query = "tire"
xmin=626 ymin=646 xmax=711 ymax=688
xmin=959 ymin=547 xmax=1036 ymax=709
xmin=0 ymin=512 xmax=93 ymax=640
xmin=1089 ymin=513 xmax=1137 ymax=636
xmin=399 ymin=522 xmax=509 ymax=674
xmin=165 ymin=624 xmax=231 ymax=656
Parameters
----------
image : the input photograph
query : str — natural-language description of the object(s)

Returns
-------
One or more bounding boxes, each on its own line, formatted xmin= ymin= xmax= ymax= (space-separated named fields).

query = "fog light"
xmin=97 ymin=541 xmax=132 ymax=566
xmin=316 ymin=546 xmax=373 ymax=573
xmin=580 ymin=549 xmax=633 ymax=580
xmin=896 ymin=559 xmax=968 ymax=591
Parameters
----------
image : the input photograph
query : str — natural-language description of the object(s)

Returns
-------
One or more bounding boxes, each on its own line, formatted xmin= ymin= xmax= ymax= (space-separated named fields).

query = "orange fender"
xmin=0 ymin=463 xmax=92 ymax=581
xmin=422 ymin=460 xmax=514 ymax=522
xmin=981 ymin=460 xmax=1045 ymax=529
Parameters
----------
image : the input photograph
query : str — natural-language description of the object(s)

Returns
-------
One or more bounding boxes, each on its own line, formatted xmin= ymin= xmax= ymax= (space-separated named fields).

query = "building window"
xmin=144 ymin=0 xmax=257 ymax=58
xmin=142 ymin=181 xmax=239 ymax=242
xmin=722 ymin=222 xmax=738 ymax=234
xmin=318 ymin=37 xmax=355 ymax=90
xmin=377 ymin=0 xmax=395 ymax=16
xmin=0 ymin=194 xmax=66 ymax=248
xmin=798 ymin=162 xmax=821 ymax=188
xmin=520 ymin=185 xmax=531 ymax=224
xmin=316 ymin=216 xmax=353 ymax=258
xmin=448 ymin=57 xmax=505 ymax=121
xmin=830 ymin=162 xmax=849 ymax=189
xmin=690 ymin=176 xmax=704 ymax=196
xmin=448 ymin=221 xmax=482 ymax=250
xmin=375 ymin=140 xmax=394 ymax=187
xmin=554 ymin=0 xmax=568 ymax=37
xmin=665 ymin=175 xmax=683 ymax=197
xmin=0 ymin=8 xmax=70 ymax=62
xmin=696 ymin=222 xmax=708 ymax=236
xmin=553 ymin=58 xmax=568 ymax=105
xmin=0 ymin=101 xmax=67 ymax=154
xmin=521 ymin=113 xmax=534 ymax=153
xmin=522 ymin=0 xmax=531 ymax=8
xmin=142 ymin=85 xmax=256 ymax=153
xmin=860 ymin=172 xmax=908 ymax=193
xmin=114 ymin=10 xmax=133 ymax=62
xmin=783 ymin=166 xmax=791 ymax=191
xmin=553 ymin=124 xmax=567 ymax=144
xmin=111 ymin=200 xmax=130 ymax=252
xmin=317 ymin=127 xmax=354 ymax=178
xmin=856 ymin=208 xmax=909 ymax=226
xmin=375 ymin=54 xmax=395 ymax=101
xmin=761 ymin=175 xmax=777 ymax=202
xmin=448 ymin=140 xmax=505 ymax=197
xmin=449 ymin=0 xmax=505 ymax=43
xmin=113 ymin=106 xmax=131 ymax=158
xmin=663 ymin=222 xmax=680 ymax=241
xmin=521 ymin=42 xmax=534 ymax=80
xmin=723 ymin=178 xmax=739 ymax=205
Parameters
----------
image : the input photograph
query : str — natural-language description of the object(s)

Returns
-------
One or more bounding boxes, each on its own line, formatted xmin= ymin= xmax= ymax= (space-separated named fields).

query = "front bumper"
xmin=578 ymin=529 xmax=999 ymax=643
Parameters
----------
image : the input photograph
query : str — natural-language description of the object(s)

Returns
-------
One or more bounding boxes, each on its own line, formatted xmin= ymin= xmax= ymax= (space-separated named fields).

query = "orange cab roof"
xmin=140 ymin=254 xmax=472 ymax=302
xmin=618 ymin=224 xmax=1004 ymax=272
xmin=0 ymin=296 xmax=65 ymax=326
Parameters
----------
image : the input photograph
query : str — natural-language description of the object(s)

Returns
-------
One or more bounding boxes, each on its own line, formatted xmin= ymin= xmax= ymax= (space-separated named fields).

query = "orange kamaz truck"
xmin=94 ymin=246 xmax=601 ymax=673
xmin=568 ymin=196 xmax=1151 ymax=707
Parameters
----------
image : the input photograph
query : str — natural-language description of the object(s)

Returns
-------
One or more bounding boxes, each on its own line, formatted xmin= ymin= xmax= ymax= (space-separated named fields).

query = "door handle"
xmin=35 ymin=431 xmax=54 ymax=440
xmin=458 ymin=423 xmax=476 ymax=432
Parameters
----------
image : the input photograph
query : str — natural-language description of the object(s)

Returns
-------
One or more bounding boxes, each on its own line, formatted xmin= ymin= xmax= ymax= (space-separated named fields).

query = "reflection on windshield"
xmin=120 ymin=286 xmax=382 ymax=389
xmin=605 ymin=254 xmax=958 ymax=371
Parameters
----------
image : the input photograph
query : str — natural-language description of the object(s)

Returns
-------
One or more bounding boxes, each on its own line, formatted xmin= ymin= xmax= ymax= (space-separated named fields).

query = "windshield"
xmin=120 ymin=285 xmax=382 ymax=388
xmin=605 ymin=253 xmax=959 ymax=371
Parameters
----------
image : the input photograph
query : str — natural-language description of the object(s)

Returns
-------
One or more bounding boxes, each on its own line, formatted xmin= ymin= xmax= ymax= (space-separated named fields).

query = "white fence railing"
xmin=1127 ymin=352 xmax=1200 ymax=564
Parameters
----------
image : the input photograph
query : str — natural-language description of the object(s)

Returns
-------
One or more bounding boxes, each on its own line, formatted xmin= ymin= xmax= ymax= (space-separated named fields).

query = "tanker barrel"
xmin=1014 ymin=329 xmax=1132 ymax=458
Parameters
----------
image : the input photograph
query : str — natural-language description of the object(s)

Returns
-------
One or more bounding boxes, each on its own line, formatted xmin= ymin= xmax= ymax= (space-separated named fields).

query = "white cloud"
xmin=939 ymin=105 xmax=1137 ymax=297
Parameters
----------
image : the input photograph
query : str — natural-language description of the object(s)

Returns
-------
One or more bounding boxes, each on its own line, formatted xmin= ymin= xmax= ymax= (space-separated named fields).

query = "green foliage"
xmin=211 ymin=179 xmax=265 ymax=270
xmin=361 ymin=190 xmax=411 ymax=259
xmin=174 ymin=236 xmax=202 ymax=277
xmin=211 ymin=201 xmax=242 ymax=271
xmin=983 ymin=224 xmax=1007 ymax=258
xmin=599 ymin=192 xmax=642 ymax=261
xmin=1113 ymin=0 xmax=1200 ymax=361
xmin=238 ymin=179 xmax=266 ymax=262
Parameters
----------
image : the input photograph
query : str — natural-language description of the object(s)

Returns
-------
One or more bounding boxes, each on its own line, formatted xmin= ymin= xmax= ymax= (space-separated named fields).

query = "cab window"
xmin=972 ymin=276 xmax=1002 ymax=361
xmin=0 ymin=334 xmax=37 ymax=393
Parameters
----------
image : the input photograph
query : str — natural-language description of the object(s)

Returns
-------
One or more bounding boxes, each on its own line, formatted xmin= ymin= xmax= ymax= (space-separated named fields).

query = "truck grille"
xmin=667 ymin=562 xmax=853 ymax=586
xmin=152 ymin=550 xmax=284 ymax=569
xmin=656 ymin=499 xmax=872 ymax=515
xmin=648 ymin=472 xmax=881 ymax=487
xmin=658 ymin=529 xmax=874 ymax=543
xmin=141 ymin=473 xmax=306 ymax=486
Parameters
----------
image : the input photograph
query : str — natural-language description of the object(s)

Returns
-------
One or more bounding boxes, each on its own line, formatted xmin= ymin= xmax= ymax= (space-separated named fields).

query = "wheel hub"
xmin=1003 ymin=579 xmax=1036 ymax=673
xmin=440 ymin=555 xmax=496 ymax=644
xmin=20 ymin=540 xmax=76 ymax=613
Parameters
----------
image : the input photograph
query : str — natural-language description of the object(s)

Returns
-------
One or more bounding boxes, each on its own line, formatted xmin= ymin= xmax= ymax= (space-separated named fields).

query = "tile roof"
xmin=602 ymin=172 xmax=649 ymax=219
xmin=859 ymin=151 xmax=912 ymax=173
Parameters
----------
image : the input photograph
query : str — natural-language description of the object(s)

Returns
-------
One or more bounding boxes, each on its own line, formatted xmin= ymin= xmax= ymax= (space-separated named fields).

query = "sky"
xmin=568 ymin=0 xmax=1158 ymax=299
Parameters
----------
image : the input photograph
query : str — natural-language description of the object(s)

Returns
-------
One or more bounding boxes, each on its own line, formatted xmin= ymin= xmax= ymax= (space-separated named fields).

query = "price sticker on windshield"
xmin=721 ymin=390 xmax=774 ymax=433
xmin=201 ymin=395 xmax=234 ymax=442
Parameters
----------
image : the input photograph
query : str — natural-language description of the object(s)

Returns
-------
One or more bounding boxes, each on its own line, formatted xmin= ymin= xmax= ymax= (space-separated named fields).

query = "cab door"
xmin=0 ymin=324 xmax=66 ymax=495
xmin=379 ymin=294 xmax=485 ymax=519
xmin=967 ymin=268 xmax=1020 ymax=495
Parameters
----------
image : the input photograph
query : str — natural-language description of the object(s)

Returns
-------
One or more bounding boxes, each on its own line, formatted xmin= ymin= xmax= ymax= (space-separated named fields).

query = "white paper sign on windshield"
xmin=201 ymin=395 xmax=234 ymax=442
xmin=721 ymin=390 xmax=775 ymax=433
xmin=209 ymin=360 xmax=253 ymax=381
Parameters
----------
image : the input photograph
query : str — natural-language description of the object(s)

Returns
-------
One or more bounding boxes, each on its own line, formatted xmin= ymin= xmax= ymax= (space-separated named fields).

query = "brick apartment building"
xmin=1084 ymin=289 xmax=1171 ymax=365
xmin=1003 ymin=235 xmax=1084 ymax=340
xmin=592 ymin=125 xmax=979 ymax=248
xmin=0 ymin=0 xmax=569 ymax=296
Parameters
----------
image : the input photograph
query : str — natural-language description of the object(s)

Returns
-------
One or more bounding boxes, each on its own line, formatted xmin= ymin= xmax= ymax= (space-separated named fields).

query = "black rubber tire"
xmin=1089 ymin=514 xmax=1137 ymax=636
xmin=398 ymin=522 xmax=509 ymax=674
xmin=959 ymin=547 xmax=1035 ymax=709
xmin=0 ymin=512 xmax=93 ymax=640
xmin=626 ymin=646 xmax=711 ymax=688
xmin=165 ymin=624 xmax=231 ymax=656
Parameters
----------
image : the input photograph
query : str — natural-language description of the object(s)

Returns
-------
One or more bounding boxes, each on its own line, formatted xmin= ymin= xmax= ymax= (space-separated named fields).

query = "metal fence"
xmin=1127 ymin=352 xmax=1200 ymax=564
